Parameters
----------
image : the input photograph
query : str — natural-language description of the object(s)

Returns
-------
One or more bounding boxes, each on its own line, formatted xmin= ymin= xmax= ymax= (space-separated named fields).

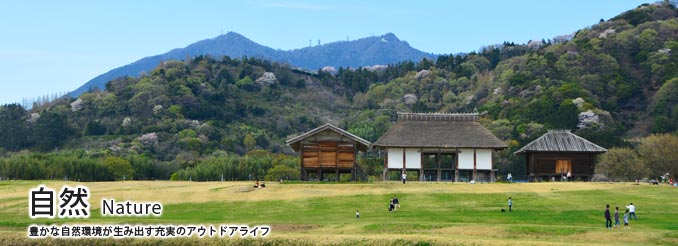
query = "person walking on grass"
xmin=623 ymin=209 xmax=630 ymax=229
xmin=626 ymin=203 xmax=636 ymax=220
xmin=356 ymin=209 xmax=360 ymax=220
xmin=402 ymin=172 xmax=407 ymax=184
xmin=605 ymin=204 xmax=612 ymax=229
xmin=614 ymin=207 xmax=620 ymax=228
xmin=508 ymin=197 xmax=513 ymax=212
xmin=507 ymin=173 xmax=512 ymax=183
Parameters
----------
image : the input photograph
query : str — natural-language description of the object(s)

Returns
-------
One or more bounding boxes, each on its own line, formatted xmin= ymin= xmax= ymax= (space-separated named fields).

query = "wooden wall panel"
xmin=301 ymin=141 xmax=357 ymax=170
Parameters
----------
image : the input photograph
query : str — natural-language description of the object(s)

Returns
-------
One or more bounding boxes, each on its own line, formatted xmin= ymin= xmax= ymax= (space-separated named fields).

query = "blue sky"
xmin=0 ymin=0 xmax=650 ymax=105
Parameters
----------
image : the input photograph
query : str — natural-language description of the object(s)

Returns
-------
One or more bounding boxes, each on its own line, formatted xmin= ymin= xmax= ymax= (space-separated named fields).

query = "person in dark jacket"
xmin=605 ymin=204 xmax=612 ymax=229
xmin=388 ymin=198 xmax=395 ymax=212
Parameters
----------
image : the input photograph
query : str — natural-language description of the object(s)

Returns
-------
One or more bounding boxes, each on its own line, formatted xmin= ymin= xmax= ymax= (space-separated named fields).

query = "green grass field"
xmin=0 ymin=181 xmax=677 ymax=245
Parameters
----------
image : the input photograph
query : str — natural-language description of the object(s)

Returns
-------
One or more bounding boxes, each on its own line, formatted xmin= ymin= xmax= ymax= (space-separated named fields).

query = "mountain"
xmin=69 ymin=32 xmax=435 ymax=97
xmin=1 ymin=2 xmax=677 ymax=180
xmin=281 ymin=33 xmax=430 ymax=69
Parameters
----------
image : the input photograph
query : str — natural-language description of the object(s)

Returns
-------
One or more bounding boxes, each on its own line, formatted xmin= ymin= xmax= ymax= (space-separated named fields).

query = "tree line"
xmin=595 ymin=134 xmax=678 ymax=181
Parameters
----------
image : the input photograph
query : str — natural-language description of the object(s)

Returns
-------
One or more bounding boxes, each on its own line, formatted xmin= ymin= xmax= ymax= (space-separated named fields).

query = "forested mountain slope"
xmin=1 ymin=2 xmax=676 ymax=179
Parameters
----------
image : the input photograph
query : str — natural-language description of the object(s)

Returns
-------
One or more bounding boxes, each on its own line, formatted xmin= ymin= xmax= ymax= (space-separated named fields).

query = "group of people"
xmin=605 ymin=203 xmax=636 ymax=229
xmin=253 ymin=179 xmax=266 ymax=188
xmin=355 ymin=195 xmax=402 ymax=220
xmin=661 ymin=173 xmax=675 ymax=186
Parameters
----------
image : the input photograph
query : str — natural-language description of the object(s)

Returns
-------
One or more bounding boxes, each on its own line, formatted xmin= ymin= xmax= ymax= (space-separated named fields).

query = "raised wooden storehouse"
xmin=372 ymin=113 xmax=507 ymax=182
xmin=286 ymin=123 xmax=370 ymax=181
xmin=514 ymin=129 xmax=607 ymax=181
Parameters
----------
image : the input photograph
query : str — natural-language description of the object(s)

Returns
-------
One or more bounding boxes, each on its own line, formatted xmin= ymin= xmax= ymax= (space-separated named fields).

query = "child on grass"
xmin=623 ymin=209 xmax=630 ymax=229
xmin=508 ymin=197 xmax=513 ymax=212
xmin=614 ymin=207 xmax=620 ymax=228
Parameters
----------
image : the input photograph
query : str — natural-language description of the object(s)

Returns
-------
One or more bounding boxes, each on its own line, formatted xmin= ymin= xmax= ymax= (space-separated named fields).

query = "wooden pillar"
xmin=335 ymin=145 xmax=339 ymax=182
xmin=525 ymin=153 xmax=530 ymax=182
xmin=383 ymin=148 xmax=388 ymax=181
xmin=299 ymin=143 xmax=305 ymax=181
xmin=402 ymin=148 xmax=406 ymax=182
xmin=383 ymin=148 xmax=387 ymax=169
xmin=473 ymin=148 xmax=477 ymax=182
xmin=383 ymin=169 xmax=388 ymax=182
xmin=490 ymin=150 xmax=495 ymax=182
xmin=436 ymin=150 xmax=441 ymax=182
xmin=352 ymin=141 xmax=357 ymax=181
xmin=526 ymin=153 xmax=537 ymax=181
xmin=419 ymin=152 xmax=424 ymax=181
xmin=402 ymin=148 xmax=406 ymax=173
xmin=317 ymin=143 xmax=322 ymax=181
xmin=455 ymin=148 xmax=459 ymax=182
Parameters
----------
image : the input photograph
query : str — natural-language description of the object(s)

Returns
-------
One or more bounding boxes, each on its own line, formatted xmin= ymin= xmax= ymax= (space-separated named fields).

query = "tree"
xmin=236 ymin=76 xmax=256 ymax=91
xmin=104 ymin=156 xmax=134 ymax=180
xmin=84 ymin=120 xmax=106 ymax=136
xmin=486 ymin=119 xmax=512 ymax=141
xmin=216 ymin=68 xmax=235 ymax=86
xmin=168 ymin=105 xmax=183 ymax=119
xmin=638 ymin=134 xmax=678 ymax=179
xmin=545 ymin=100 xmax=579 ymax=129
xmin=595 ymin=147 xmax=648 ymax=181
xmin=243 ymin=133 xmax=256 ymax=151
xmin=0 ymin=104 xmax=29 ymax=150
xmin=639 ymin=28 xmax=660 ymax=51
xmin=32 ymin=109 xmax=73 ymax=151
xmin=265 ymin=164 xmax=299 ymax=181
xmin=651 ymin=78 xmax=678 ymax=133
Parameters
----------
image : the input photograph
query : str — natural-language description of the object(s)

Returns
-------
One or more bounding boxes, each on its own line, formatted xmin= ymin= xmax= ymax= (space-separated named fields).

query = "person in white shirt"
xmin=507 ymin=173 xmax=512 ymax=183
xmin=402 ymin=173 xmax=407 ymax=184
xmin=626 ymin=203 xmax=637 ymax=220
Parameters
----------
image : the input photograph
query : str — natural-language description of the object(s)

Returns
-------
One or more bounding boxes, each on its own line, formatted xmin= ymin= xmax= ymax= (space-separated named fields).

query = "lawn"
xmin=0 ymin=181 xmax=676 ymax=245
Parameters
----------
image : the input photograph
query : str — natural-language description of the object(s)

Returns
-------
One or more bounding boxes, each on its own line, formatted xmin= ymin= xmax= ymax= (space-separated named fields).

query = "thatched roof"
xmin=514 ymin=129 xmax=607 ymax=154
xmin=372 ymin=113 xmax=507 ymax=149
xmin=286 ymin=123 xmax=371 ymax=152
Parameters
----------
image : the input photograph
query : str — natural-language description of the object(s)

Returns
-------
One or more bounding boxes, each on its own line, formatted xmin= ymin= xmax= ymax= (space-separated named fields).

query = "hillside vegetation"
xmin=0 ymin=2 xmax=677 ymax=181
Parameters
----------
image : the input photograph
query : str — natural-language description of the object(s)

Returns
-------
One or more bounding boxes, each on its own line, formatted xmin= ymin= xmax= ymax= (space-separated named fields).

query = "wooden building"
xmin=286 ymin=123 xmax=370 ymax=181
xmin=372 ymin=113 xmax=507 ymax=182
xmin=514 ymin=129 xmax=607 ymax=181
